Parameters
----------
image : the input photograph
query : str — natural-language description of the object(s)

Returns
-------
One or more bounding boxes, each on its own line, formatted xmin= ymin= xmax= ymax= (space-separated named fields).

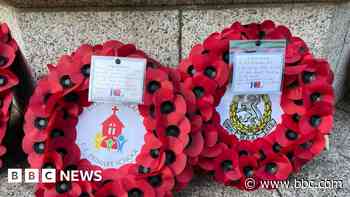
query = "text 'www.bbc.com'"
xmin=245 ymin=178 xmax=344 ymax=190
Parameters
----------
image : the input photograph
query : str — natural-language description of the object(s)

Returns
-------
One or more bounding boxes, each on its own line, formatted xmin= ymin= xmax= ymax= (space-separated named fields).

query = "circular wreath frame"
xmin=0 ymin=22 xmax=20 ymax=167
xmin=23 ymin=40 xmax=201 ymax=197
xmin=178 ymin=20 xmax=335 ymax=190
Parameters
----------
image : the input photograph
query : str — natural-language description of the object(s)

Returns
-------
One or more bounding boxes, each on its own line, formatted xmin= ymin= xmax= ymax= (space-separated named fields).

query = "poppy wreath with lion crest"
xmin=178 ymin=20 xmax=334 ymax=190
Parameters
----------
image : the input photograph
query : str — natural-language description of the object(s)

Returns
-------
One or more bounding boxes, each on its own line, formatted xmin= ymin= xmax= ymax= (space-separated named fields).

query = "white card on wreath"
xmin=230 ymin=40 xmax=286 ymax=95
xmin=89 ymin=56 xmax=146 ymax=104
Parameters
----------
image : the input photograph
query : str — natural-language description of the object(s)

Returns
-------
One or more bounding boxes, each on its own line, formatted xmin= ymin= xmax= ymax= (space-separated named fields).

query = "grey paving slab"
xmin=335 ymin=43 xmax=350 ymax=76
xmin=277 ymin=151 xmax=350 ymax=197
xmin=174 ymin=173 xmax=280 ymax=197
xmin=326 ymin=42 xmax=343 ymax=73
xmin=330 ymin=108 xmax=350 ymax=149
xmin=336 ymin=97 xmax=350 ymax=112
xmin=333 ymin=74 xmax=348 ymax=102
xmin=0 ymin=171 xmax=34 ymax=197
xmin=174 ymin=174 xmax=224 ymax=197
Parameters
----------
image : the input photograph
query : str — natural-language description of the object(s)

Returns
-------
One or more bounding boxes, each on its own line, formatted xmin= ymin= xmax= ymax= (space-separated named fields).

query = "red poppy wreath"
xmin=0 ymin=22 xmax=20 ymax=167
xmin=178 ymin=20 xmax=335 ymax=190
xmin=22 ymin=41 xmax=199 ymax=197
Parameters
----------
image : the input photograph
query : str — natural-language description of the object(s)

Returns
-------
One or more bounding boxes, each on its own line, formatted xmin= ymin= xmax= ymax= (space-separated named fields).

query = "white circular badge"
xmin=217 ymin=90 xmax=282 ymax=141
xmin=76 ymin=103 xmax=146 ymax=169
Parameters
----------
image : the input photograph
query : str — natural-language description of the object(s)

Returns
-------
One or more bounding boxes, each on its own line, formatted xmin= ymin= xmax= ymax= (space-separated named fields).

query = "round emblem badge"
xmin=217 ymin=91 xmax=282 ymax=141
xmin=76 ymin=103 xmax=146 ymax=169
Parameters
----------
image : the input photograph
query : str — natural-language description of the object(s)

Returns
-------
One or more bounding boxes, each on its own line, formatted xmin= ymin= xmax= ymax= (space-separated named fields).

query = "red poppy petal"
xmin=204 ymin=129 xmax=218 ymax=148
xmin=0 ymin=69 xmax=19 ymax=92
xmin=174 ymin=95 xmax=187 ymax=115
xmin=199 ymin=106 xmax=214 ymax=122
xmin=168 ymin=153 xmax=187 ymax=175
xmin=116 ymin=44 xmax=136 ymax=57
xmin=213 ymin=61 xmax=230 ymax=87
xmin=193 ymin=74 xmax=217 ymax=94
xmin=168 ymin=137 xmax=186 ymax=154
xmin=185 ymin=131 xmax=204 ymax=157
xmin=95 ymin=181 xmax=127 ymax=197
xmin=201 ymin=143 xmax=226 ymax=158
xmin=103 ymin=40 xmax=124 ymax=50
xmin=123 ymin=177 xmax=155 ymax=197
xmin=285 ymin=87 xmax=303 ymax=100
xmin=0 ymin=43 xmax=16 ymax=68
xmin=225 ymin=168 xmax=242 ymax=181
xmin=147 ymin=67 xmax=169 ymax=82
xmin=176 ymin=165 xmax=193 ymax=184
xmin=285 ymin=64 xmax=307 ymax=75
xmin=189 ymin=45 xmax=210 ymax=68
xmin=198 ymin=158 xmax=215 ymax=171
xmin=178 ymin=59 xmax=194 ymax=79
xmin=0 ymin=145 xmax=6 ymax=156
xmin=154 ymin=88 xmax=173 ymax=104
xmin=281 ymin=96 xmax=306 ymax=115
xmin=73 ymin=44 xmax=93 ymax=60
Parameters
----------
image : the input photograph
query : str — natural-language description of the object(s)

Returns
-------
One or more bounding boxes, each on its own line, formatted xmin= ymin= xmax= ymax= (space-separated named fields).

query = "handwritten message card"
xmin=230 ymin=40 xmax=285 ymax=95
xmin=89 ymin=56 xmax=146 ymax=104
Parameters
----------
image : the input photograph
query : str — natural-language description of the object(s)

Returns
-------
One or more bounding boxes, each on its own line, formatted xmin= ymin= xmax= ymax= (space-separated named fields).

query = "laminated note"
xmin=230 ymin=40 xmax=286 ymax=95
xmin=89 ymin=56 xmax=146 ymax=104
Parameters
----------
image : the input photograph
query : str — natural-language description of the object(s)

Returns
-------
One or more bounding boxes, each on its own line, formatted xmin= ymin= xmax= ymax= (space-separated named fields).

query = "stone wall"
xmin=2 ymin=0 xmax=343 ymax=8
xmin=324 ymin=1 xmax=350 ymax=100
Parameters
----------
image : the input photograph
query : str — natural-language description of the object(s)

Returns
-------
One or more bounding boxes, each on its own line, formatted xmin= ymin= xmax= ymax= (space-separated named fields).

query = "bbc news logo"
xmin=8 ymin=169 xmax=102 ymax=183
